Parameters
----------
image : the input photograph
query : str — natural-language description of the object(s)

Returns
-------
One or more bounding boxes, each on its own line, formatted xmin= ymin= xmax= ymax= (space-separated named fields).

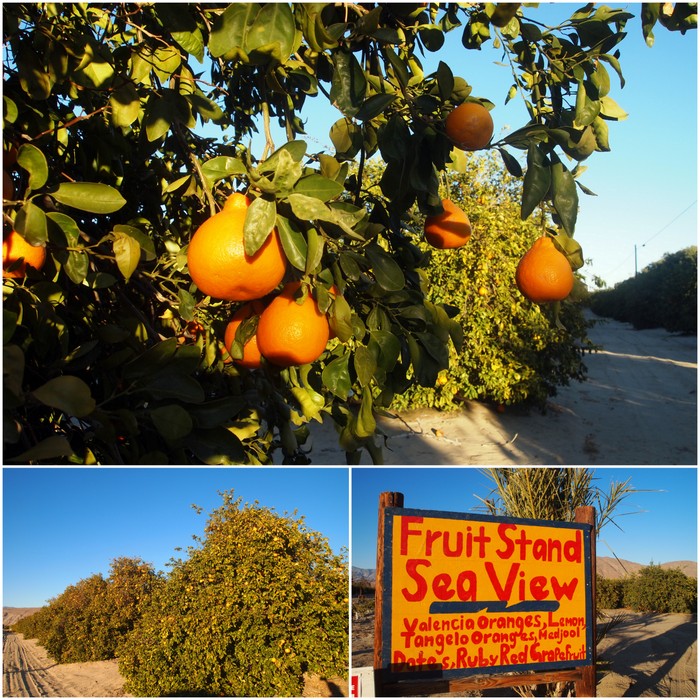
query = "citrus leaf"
xmin=353 ymin=345 xmax=376 ymax=388
xmin=142 ymin=373 xmax=205 ymax=403
xmin=32 ymin=375 xmax=96 ymax=417
xmin=366 ymin=243 xmax=405 ymax=291
xmin=52 ymin=182 xmax=126 ymax=214
xmin=16 ymin=143 xmax=48 ymax=191
xmin=287 ymin=192 xmax=331 ymax=222
xmin=189 ymin=397 xmax=247 ymax=429
xmin=113 ymin=224 xmax=156 ymax=261
xmin=276 ymin=214 xmax=307 ymax=272
xmin=521 ymin=143 xmax=551 ymax=221
xmin=110 ymin=82 xmax=140 ymax=127
xmin=8 ymin=435 xmax=75 ymax=463
xmin=322 ymin=352 xmax=351 ymax=400
xmin=599 ymin=95 xmax=628 ymax=121
xmin=113 ymin=230 xmax=141 ymax=281
xmin=330 ymin=48 xmax=367 ymax=118
xmin=200 ymin=155 xmax=246 ymax=182
xmin=551 ymin=160 xmax=579 ymax=236
xmin=14 ymin=201 xmax=48 ymax=244
xmin=208 ymin=3 xmax=257 ymax=61
xmin=150 ymin=404 xmax=193 ymax=440
xmin=329 ymin=293 xmax=353 ymax=341
xmin=305 ymin=226 xmax=324 ymax=274
xmin=243 ymin=196 xmax=277 ymax=257
xmin=245 ymin=2 xmax=297 ymax=65
xmin=186 ymin=427 xmax=245 ymax=464
xmin=293 ymin=174 xmax=343 ymax=202
xmin=355 ymin=93 xmax=397 ymax=122
xmin=329 ymin=118 xmax=362 ymax=160
xmin=355 ymin=389 xmax=376 ymax=438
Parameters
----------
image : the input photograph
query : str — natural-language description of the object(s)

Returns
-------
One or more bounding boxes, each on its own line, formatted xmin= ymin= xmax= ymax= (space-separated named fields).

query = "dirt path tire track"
xmin=3 ymin=631 xmax=76 ymax=697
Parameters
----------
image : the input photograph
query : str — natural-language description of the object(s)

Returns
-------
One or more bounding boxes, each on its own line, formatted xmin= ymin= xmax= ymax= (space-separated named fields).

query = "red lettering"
xmin=530 ymin=576 xmax=549 ymax=600
xmin=551 ymin=576 xmax=579 ymax=600
xmin=495 ymin=523 xmax=516 ymax=559
xmin=433 ymin=572 xmax=455 ymax=601
xmin=400 ymin=516 xmax=423 ymax=556
xmin=402 ymin=559 xmax=429 ymax=602
xmin=485 ymin=561 xmax=519 ymax=601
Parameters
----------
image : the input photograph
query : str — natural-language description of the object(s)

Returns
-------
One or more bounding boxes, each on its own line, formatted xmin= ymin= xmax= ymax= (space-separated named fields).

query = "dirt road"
xmin=3 ymin=631 xmax=74 ymax=697
xmin=309 ymin=314 xmax=697 ymax=464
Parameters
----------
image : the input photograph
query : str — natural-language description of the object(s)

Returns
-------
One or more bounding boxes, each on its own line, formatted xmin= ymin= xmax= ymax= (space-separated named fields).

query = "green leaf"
xmin=574 ymin=80 xmax=600 ymax=127
xmin=369 ymin=330 xmax=401 ymax=373
xmin=498 ymin=147 xmax=523 ymax=177
xmin=599 ymin=95 xmax=628 ymax=121
xmin=260 ymin=140 xmax=308 ymax=172
xmin=355 ymin=389 xmax=376 ymax=438
xmin=32 ymin=375 xmax=96 ymax=417
xmin=521 ymin=143 xmax=551 ymax=221
xmin=110 ymin=82 xmax=140 ymax=128
xmin=276 ymin=214 xmax=307 ymax=272
xmin=382 ymin=46 xmax=410 ymax=89
xmin=14 ymin=201 xmax=48 ymax=244
xmin=291 ymin=386 xmax=324 ymax=421
xmin=287 ymin=192 xmax=331 ymax=222
xmin=330 ymin=49 xmax=367 ymax=118
xmin=113 ymin=224 xmax=156 ymax=261
xmin=329 ymin=118 xmax=363 ymax=160
xmin=243 ymin=2 xmax=297 ymax=65
xmin=201 ymin=155 xmax=246 ymax=182
xmin=293 ymin=174 xmax=344 ymax=202
xmin=271 ymin=149 xmax=303 ymax=193
xmin=186 ymin=427 xmax=245 ymax=464
xmin=113 ymin=231 xmax=141 ymax=281
xmin=322 ymin=352 xmax=352 ymax=400
xmin=150 ymin=404 xmax=193 ymax=440
xmin=4 ymin=344 xmax=24 ymax=398
xmin=553 ymin=231 xmax=585 ymax=271
xmin=551 ymin=159 xmax=579 ymax=236
xmin=178 ymin=288 xmax=196 ymax=322
xmin=329 ymin=293 xmax=353 ymax=341
xmin=189 ymin=397 xmax=247 ymax=429
xmin=353 ymin=345 xmax=376 ymax=388
xmin=52 ymin=182 xmax=126 ymax=214
xmin=209 ymin=4 xmax=255 ymax=60
xmin=305 ymin=226 xmax=324 ymax=274
xmin=355 ymin=93 xmax=397 ymax=122
xmin=142 ymin=373 xmax=205 ymax=403
xmin=8 ymin=435 xmax=75 ymax=463
xmin=243 ymin=196 xmax=277 ymax=257
xmin=123 ymin=339 xmax=178 ymax=381
xmin=366 ymin=243 xmax=405 ymax=292
xmin=16 ymin=143 xmax=48 ymax=191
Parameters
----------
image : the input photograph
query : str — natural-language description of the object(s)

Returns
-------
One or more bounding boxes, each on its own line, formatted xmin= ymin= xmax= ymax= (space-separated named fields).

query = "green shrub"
xmin=386 ymin=154 xmax=594 ymax=411
xmin=589 ymin=247 xmax=697 ymax=334
xmin=596 ymin=576 xmax=625 ymax=609
xmin=623 ymin=565 xmax=697 ymax=614
xmin=118 ymin=492 xmax=348 ymax=697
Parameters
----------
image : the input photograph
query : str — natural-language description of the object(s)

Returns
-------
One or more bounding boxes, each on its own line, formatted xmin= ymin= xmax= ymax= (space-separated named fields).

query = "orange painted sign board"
xmin=381 ymin=508 xmax=593 ymax=681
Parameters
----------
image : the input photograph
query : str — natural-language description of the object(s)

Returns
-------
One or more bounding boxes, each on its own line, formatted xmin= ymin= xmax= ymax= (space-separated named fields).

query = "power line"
xmin=641 ymin=199 xmax=697 ymax=248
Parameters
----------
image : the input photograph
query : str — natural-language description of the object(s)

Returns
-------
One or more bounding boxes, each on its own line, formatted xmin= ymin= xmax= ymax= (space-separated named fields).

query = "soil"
xmin=3 ymin=628 xmax=348 ymax=698
xmin=307 ymin=314 xmax=697 ymax=465
xmin=351 ymin=609 xmax=697 ymax=697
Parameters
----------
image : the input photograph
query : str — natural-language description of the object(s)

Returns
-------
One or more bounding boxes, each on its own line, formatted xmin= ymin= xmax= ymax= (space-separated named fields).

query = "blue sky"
xmin=241 ymin=3 xmax=697 ymax=287
xmin=351 ymin=467 xmax=698 ymax=569
xmin=3 ymin=468 xmax=348 ymax=607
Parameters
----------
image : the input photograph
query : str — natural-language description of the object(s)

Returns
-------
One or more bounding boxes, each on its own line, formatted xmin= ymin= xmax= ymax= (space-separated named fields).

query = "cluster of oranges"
xmin=426 ymin=102 xmax=574 ymax=304
xmin=186 ymin=192 xmax=331 ymax=369
xmin=2 ymin=146 xmax=47 ymax=280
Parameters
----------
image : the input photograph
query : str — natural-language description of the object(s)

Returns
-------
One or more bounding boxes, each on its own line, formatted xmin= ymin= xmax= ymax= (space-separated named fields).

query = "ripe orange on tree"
xmin=445 ymin=102 xmax=494 ymax=151
xmin=223 ymin=300 xmax=267 ymax=369
xmin=186 ymin=192 xmax=286 ymax=301
xmin=515 ymin=235 xmax=574 ymax=303
xmin=424 ymin=199 xmax=472 ymax=249
xmin=256 ymin=281 xmax=330 ymax=367
xmin=3 ymin=230 xmax=46 ymax=278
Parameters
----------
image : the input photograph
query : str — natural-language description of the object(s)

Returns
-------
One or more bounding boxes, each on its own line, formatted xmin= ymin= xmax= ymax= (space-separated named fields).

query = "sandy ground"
xmin=351 ymin=609 xmax=697 ymax=697
xmin=2 ymin=628 xmax=347 ymax=698
xmin=308 ymin=314 xmax=697 ymax=465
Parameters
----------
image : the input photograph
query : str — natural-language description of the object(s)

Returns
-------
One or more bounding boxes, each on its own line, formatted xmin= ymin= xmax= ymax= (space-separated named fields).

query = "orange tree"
xmin=3 ymin=3 xmax=696 ymax=464
xmin=117 ymin=492 xmax=348 ymax=697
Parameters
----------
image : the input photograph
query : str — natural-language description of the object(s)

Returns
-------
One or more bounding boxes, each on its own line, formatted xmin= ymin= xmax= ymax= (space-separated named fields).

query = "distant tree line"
xmin=597 ymin=564 xmax=697 ymax=614
xmin=589 ymin=247 xmax=697 ymax=334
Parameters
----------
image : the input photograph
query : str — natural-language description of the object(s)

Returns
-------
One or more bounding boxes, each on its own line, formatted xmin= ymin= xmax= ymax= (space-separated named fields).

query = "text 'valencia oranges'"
xmin=445 ymin=102 xmax=494 ymax=151
xmin=256 ymin=282 xmax=330 ymax=367
xmin=515 ymin=236 xmax=574 ymax=303
xmin=187 ymin=192 xmax=286 ymax=302
xmin=224 ymin=301 xmax=266 ymax=369
xmin=3 ymin=230 xmax=47 ymax=278
xmin=424 ymin=199 xmax=472 ymax=249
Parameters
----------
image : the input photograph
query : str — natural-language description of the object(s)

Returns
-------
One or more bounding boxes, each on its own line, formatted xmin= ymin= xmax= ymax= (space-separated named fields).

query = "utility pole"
xmin=634 ymin=244 xmax=638 ymax=276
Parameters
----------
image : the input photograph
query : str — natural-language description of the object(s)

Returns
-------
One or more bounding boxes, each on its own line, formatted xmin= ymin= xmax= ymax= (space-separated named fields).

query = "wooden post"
xmin=374 ymin=491 xmax=404 ymax=696
xmin=575 ymin=506 xmax=597 ymax=698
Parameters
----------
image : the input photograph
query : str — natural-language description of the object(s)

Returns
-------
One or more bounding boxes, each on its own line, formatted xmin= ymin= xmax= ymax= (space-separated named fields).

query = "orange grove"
xmin=256 ymin=282 xmax=330 ymax=367
xmin=515 ymin=236 xmax=574 ymax=303
xmin=186 ymin=192 xmax=287 ymax=302
xmin=445 ymin=102 xmax=494 ymax=151
xmin=424 ymin=199 xmax=472 ymax=249
xmin=3 ymin=230 xmax=47 ymax=279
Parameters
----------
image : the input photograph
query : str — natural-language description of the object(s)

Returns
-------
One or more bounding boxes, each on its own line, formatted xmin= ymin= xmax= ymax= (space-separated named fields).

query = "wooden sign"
xmin=379 ymin=505 xmax=594 ymax=683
